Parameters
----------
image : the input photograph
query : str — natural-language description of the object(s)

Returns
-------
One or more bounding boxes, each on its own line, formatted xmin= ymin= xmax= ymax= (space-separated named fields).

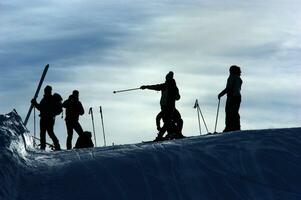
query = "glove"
xmin=140 ymin=85 xmax=147 ymax=90
xmin=31 ymin=99 xmax=37 ymax=104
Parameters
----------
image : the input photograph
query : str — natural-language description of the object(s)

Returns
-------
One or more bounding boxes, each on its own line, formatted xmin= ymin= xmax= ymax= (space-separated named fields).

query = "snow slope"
xmin=1 ymin=111 xmax=301 ymax=200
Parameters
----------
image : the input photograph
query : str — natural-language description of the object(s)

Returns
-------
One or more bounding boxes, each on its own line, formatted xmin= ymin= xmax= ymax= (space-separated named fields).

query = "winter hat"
xmin=44 ymin=85 xmax=52 ymax=93
xmin=165 ymin=71 xmax=174 ymax=81
xmin=72 ymin=90 xmax=79 ymax=98
xmin=229 ymin=65 xmax=241 ymax=75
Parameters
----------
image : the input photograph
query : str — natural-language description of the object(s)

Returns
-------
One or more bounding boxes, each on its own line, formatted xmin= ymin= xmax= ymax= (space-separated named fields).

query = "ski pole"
xmin=194 ymin=100 xmax=202 ymax=135
xmin=214 ymin=99 xmax=221 ymax=133
xmin=89 ymin=107 xmax=97 ymax=147
xmin=24 ymin=64 xmax=49 ymax=126
xmin=100 ymin=106 xmax=107 ymax=147
xmin=31 ymin=136 xmax=54 ymax=150
xmin=197 ymin=102 xmax=209 ymax=134
xmin=113 ymin=87 xmax=140 ymax=94
xmin=33 ymin=107 xmax=36 ymax=148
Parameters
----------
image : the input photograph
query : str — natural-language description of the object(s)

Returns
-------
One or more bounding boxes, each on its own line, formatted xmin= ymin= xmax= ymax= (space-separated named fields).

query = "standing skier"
xmin=31 ymin=85 xmax=61 ymax=150
xmin=140 ymin=71 xmax=182 ymax=141
xmin=62 ymin=90 xmax=85 ymax=150
xmin=218 ymin=65 xmax=243 ymax=132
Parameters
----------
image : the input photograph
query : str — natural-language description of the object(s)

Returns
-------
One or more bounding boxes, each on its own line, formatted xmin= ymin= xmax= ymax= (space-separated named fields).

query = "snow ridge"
xmin=0 ymin=111 xmax=31 ymax=200
xmin=1 ymin=110 xmax=301 ymax=200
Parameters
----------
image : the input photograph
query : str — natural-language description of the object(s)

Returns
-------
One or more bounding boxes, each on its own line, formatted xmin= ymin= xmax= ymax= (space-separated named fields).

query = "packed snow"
xmin=1 ymin=110 xmax=301 ymax=200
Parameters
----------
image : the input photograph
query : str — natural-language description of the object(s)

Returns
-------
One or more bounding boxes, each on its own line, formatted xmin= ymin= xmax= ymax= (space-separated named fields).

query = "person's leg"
xmin=156 ymin=107 xmax=171 ymax=140
xmin=175 ymin=118 xmax=184 ymax=138
xmin=66 ymin=121 xmax=74 ymax=150
xmin=47 ymin=118 xmax=60 ymax=150
xmin=40 ymin=118 xmax=47 ymax=150
xmin=232 ymin=96 xmax=241 ymax=131
xmin=173 ymin=109 xmax=183 ymax=136
xmin=224 ymin=97 xmax=232 ymax=132
xmin=73 ymin=121 xmax=84 ymax=137
xmin=156 ymin=124 xmax=167 ymax=140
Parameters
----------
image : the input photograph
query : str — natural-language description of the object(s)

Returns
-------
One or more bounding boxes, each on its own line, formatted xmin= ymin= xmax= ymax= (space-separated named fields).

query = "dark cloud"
xmin=1 ymin=0 xmax=301 ymax=145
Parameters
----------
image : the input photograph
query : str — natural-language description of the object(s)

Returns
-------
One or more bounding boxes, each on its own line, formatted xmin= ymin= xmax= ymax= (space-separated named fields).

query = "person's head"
xmin=72 ymin=90 xmax=79 ymax=99
xmin=229 ymin=65 xmax=241 ymax=76
xmin=44 ymin=85 xmax=52 ymax=96
xmin=165 ymin=71 xmax=174 ymax=82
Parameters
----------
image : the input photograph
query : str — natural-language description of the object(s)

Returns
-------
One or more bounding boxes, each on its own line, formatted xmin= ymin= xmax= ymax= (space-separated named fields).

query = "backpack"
xmin=52 ymin=93 xmax=63 ymax=116
xmin=174 ymin=87 xmax=180 ymax=101
xmin=74 ymin=131 xmax=94 ymax=149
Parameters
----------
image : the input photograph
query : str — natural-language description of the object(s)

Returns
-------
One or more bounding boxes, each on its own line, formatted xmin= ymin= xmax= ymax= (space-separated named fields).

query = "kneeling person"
xmin=155 ymin=109 xmax=184 ymax=141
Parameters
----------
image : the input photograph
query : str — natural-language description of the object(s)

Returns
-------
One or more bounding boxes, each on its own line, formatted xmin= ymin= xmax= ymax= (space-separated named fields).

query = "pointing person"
xmin=141 ymin=71 xmax=182 ymax=141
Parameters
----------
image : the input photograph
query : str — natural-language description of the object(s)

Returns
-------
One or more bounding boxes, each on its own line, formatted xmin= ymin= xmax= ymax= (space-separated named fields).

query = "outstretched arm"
xmin=140 ymin=83 xmax=165 ymax=91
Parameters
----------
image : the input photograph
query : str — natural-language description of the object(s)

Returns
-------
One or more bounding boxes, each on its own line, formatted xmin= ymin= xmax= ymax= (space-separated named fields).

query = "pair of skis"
xmin=24 ymin=64 xmax=49 ymax=127
xmin=22 ymin=64 xmax=49 ymax=149
xmin=88 ymin=107 xmax=107 ymax=147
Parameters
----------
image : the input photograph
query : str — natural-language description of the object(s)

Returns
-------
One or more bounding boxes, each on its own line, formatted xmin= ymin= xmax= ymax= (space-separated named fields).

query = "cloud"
xmin=1 ymin=0 xmax=301 ymax=146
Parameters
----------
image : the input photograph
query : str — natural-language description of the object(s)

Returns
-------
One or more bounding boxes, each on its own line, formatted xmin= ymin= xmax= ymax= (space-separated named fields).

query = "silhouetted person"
xmin=31 ymin=85 xmax=61 ymax=150
xmin=74 ymin=131 xmax=94 ymax=149
xmin=62 ymin=90 xmax=85 ymax=150
xmin=218 ymin=65 xmax=243 ymax=132
xmin=141 ymin=71 xmax=182 ymax=140
xmin=156 ymin=108 xmax=184 ymax=141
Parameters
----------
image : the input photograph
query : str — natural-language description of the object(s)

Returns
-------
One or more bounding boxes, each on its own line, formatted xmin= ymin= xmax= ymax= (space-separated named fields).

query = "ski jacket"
xmin=34 ymin=95 xmax=58 ymax=119
xmin=63 ymin=97 xmax=84 ymax=121
xmin=145 ymin=79 xmax=180 ymax=109
xmin=220 ymin=74 xmax=242 ymax=97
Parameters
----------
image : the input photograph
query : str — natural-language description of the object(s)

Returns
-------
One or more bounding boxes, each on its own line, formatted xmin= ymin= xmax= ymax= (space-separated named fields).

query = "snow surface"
xmin=1 ymin=110 xmax=301 ymax=200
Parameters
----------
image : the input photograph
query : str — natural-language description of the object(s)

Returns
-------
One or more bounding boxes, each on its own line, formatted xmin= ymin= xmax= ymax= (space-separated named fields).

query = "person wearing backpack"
xmin=62 ymin=90 xmax=85 ymax=150
xmin=31 ymin=85 xmax=61 ymax=150
xmin=218 ymin=65 xmax=243 ymax=132
xmin=140 ymin=71 xmax=182 ymax=141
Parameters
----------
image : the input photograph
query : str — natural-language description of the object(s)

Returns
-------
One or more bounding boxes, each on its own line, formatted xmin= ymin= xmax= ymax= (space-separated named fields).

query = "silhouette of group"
xmin=32 ymin=88 xmax=93 ymax=150
xmin=31 ymin=65 xmax=242 ymax=150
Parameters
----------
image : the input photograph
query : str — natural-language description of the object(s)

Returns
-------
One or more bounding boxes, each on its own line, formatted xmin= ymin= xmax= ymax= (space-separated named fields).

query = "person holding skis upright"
xmin=62 ymin=90 xmax=85 ymax=150
xmin=31 ymin=85 xmax=61 ymax=150
xmin=140 ymin=71 xmax=183 ymax=141
xmin=218 ymin=65 xmax=243 ymax=132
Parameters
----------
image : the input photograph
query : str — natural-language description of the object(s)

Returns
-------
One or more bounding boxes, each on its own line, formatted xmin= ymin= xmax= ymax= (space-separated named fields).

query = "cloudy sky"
xmin=1 ymin=0 xmax=300 ymax=147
